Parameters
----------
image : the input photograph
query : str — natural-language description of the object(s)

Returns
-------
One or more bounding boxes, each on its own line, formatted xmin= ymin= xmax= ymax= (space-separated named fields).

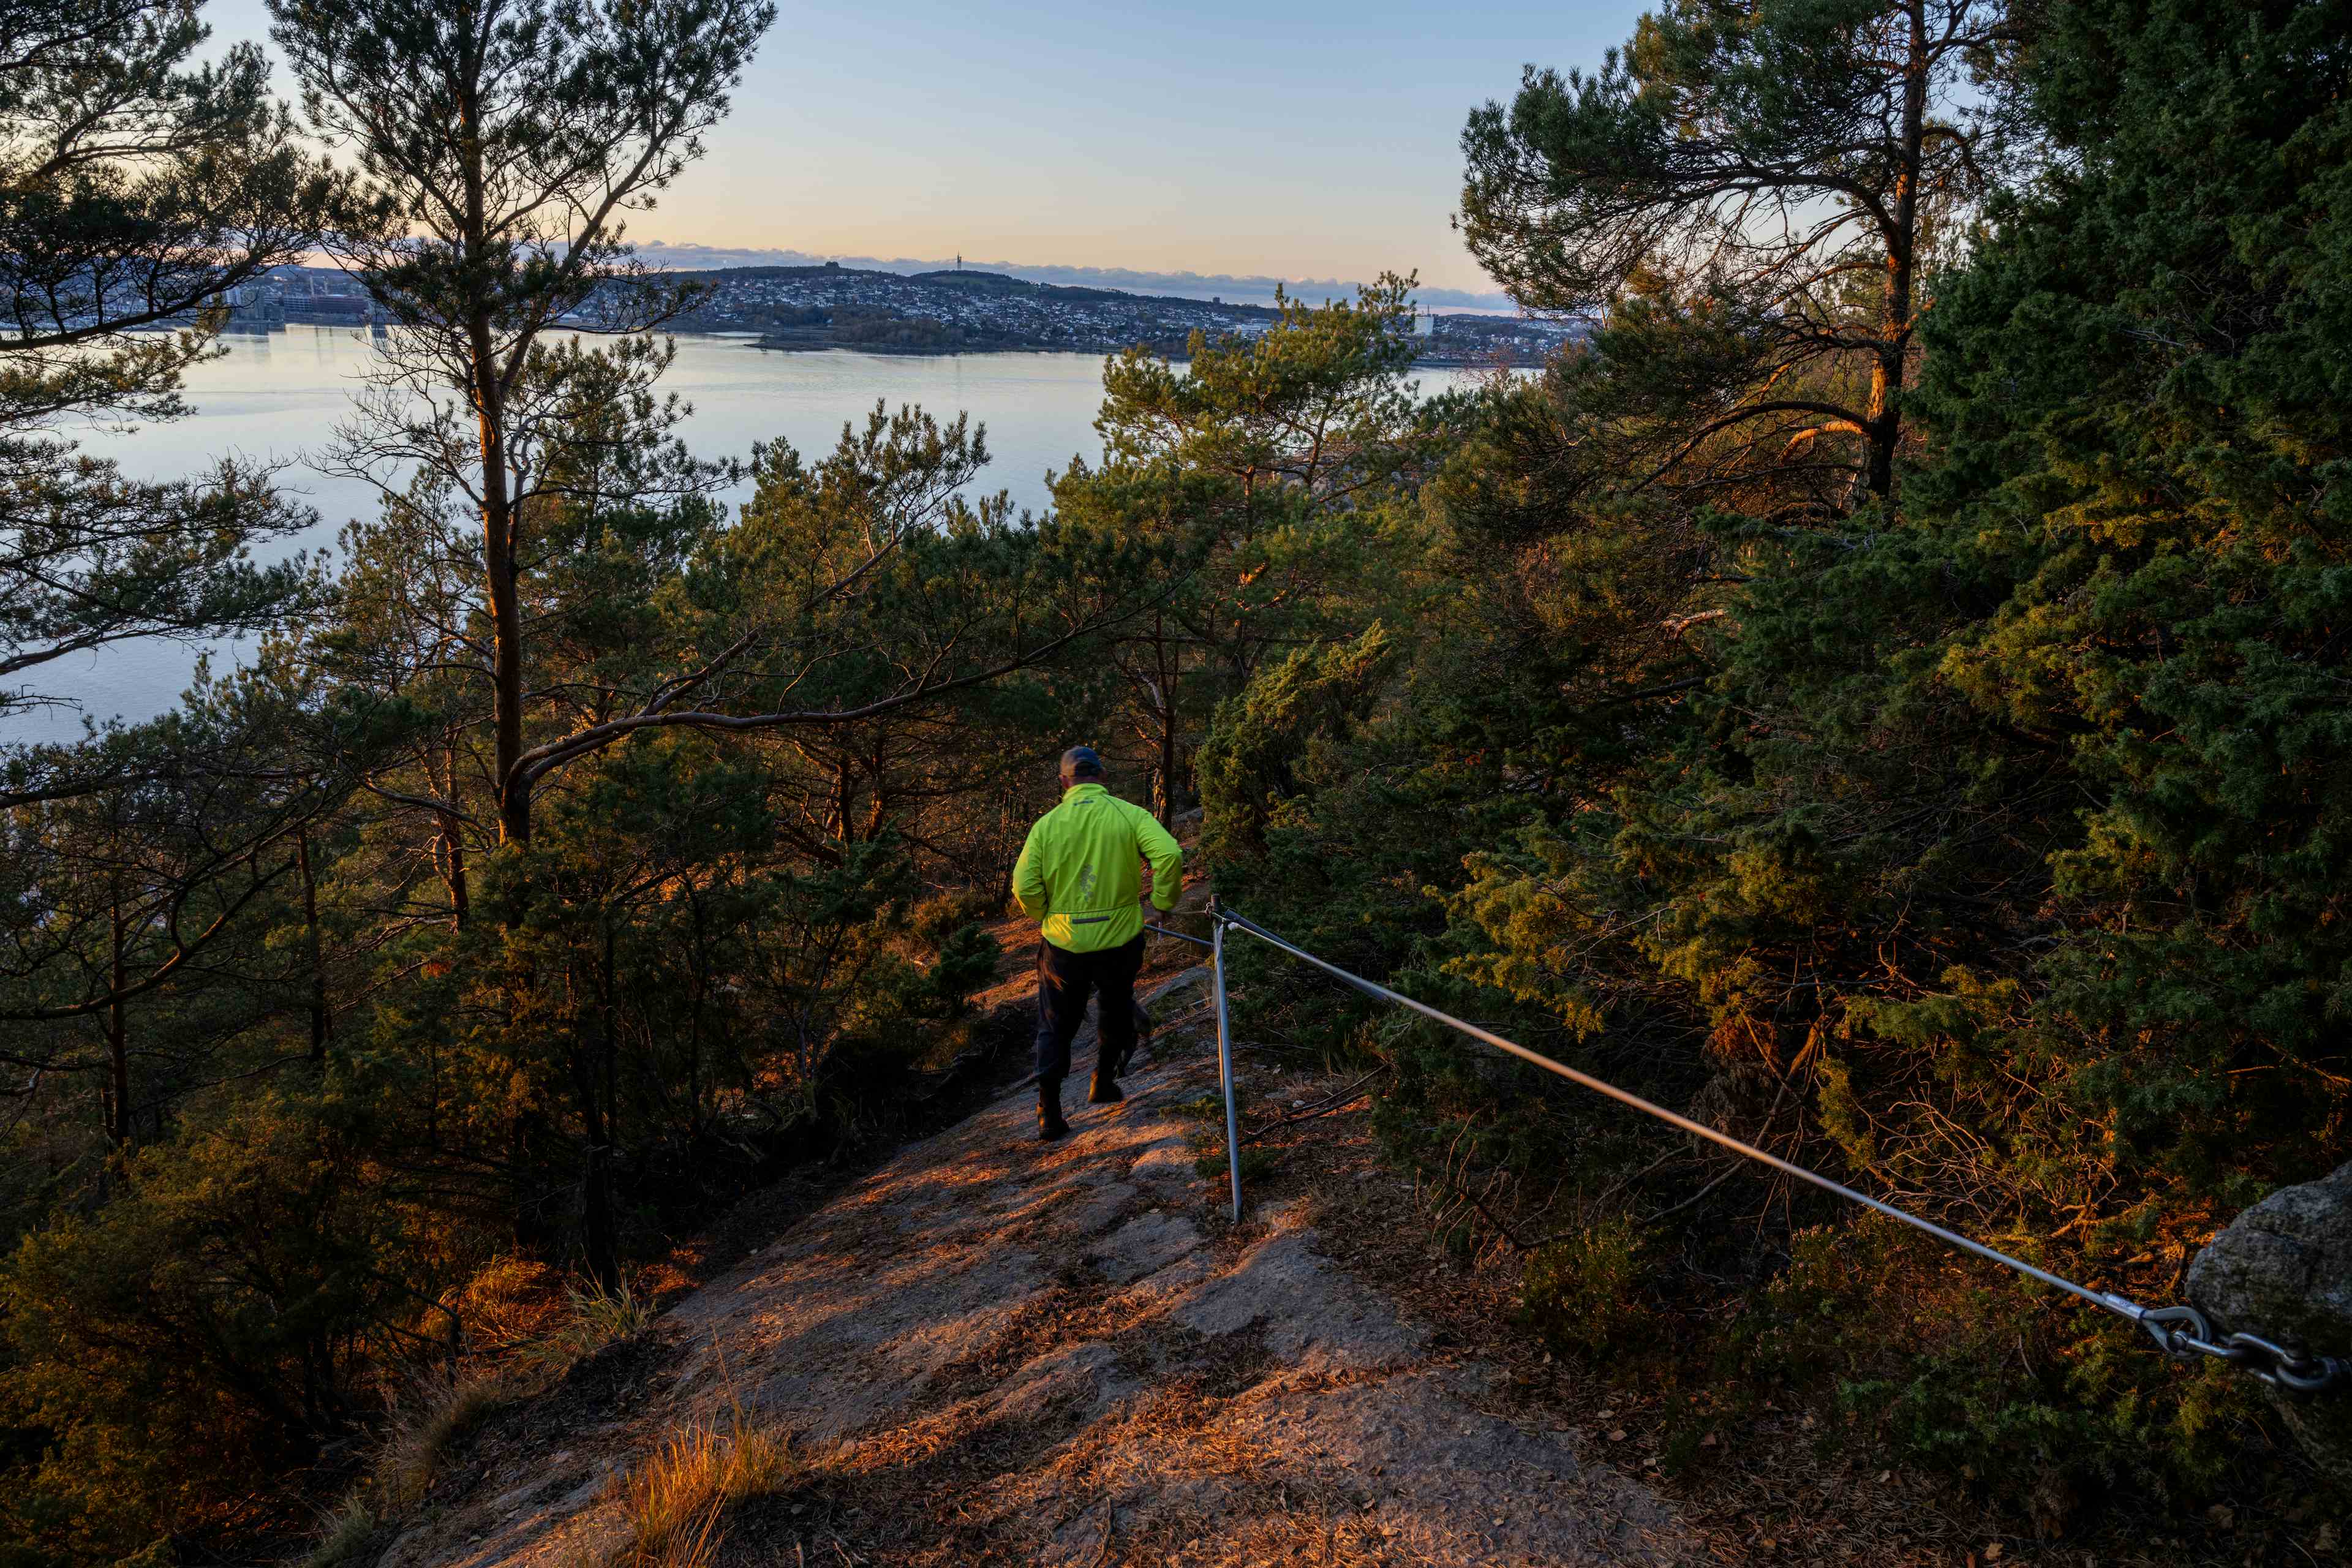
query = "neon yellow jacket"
xmin=1012 ymin=783 xmax=1183 ymax=952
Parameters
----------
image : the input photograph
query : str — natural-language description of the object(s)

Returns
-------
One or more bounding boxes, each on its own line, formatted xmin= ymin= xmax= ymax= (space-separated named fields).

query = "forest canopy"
xmin=5 ymin=0 xmax=2350 ymax=1561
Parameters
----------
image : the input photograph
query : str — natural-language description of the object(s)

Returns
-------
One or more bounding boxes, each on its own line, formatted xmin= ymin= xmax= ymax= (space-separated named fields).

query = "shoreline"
xmin=740 ymin=337 xmax=1534 ymax=368
xmin=208 ymin=317 xmax=1550 ymax=370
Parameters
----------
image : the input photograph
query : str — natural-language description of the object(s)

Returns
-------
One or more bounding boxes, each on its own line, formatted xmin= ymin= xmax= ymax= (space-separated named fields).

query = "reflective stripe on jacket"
xmin=1012 ymin=783 xmax=1183 ymax=952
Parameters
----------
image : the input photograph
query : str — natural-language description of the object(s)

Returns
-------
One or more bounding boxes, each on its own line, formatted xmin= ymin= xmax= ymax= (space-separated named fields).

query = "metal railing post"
xmin=1210 ymin=903 xmax=1243 ymax=1224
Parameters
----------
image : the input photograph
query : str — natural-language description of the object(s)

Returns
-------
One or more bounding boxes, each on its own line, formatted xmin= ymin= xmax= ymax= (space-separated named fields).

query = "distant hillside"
xmin=630 ymin=240 xmax=1524 ymax=311
xmin=665 ymin=262 xmax=1279 ymax=356
xmin=227 ymin=262 xmax=1570 ymax=363
xmin=665 ymin=263 xmax=1569 ymax=363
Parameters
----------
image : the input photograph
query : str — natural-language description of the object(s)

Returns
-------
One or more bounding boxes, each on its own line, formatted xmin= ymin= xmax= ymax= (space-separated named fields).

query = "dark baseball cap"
xmin=1060 ymin=745 xmax=1106 ymax=780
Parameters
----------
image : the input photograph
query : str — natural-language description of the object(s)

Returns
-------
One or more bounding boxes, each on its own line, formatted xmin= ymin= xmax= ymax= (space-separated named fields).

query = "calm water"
xmin=24 ymin=326 xmax=1492 ymax=739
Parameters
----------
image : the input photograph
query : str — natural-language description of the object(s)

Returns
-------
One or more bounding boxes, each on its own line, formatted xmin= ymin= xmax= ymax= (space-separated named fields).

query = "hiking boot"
xmin=1037 ymin=1080 xmax=1071 ymax=1141
xmin=1088 ymin=1068 xmax=1125 ymax=1106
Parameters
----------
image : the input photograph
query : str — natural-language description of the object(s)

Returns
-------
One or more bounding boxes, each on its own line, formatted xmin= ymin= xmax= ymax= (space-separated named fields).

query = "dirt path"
xmin=377 ymin=958 xmax=1694 ymax=1567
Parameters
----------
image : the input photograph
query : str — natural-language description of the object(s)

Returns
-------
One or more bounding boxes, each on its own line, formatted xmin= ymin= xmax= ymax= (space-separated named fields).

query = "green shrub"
xmin=0 ymin=1095 xmax=413 ymax=1564
xmin=910 ymin=888 xmax=1002 ymax=945
xmin=1727 ymin=1218 xmax=2251 ymax=1510
xmin=1521 ymin=1216 xmax=1644 ymax=1355
xmin=924 ymin=922 xmax=1001 ymax=1015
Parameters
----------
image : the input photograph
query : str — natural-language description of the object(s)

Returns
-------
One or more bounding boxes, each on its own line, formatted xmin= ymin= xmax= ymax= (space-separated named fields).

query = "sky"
xmin=204 ymin=0 xmax=1651 ymax=306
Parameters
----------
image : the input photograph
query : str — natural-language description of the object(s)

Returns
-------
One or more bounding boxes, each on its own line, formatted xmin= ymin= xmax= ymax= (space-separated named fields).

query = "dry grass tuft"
xmin=296 ymin=1493 xmax=378 ymax=1568
xmin=312 ymin=1267 xmax=669 ymax=1564
xmin=381 ymin=1373 xmax=514 ymax=1504
xmin=618 ymin=1377 xmax=792 ymax=1568
xmin=353 ymin=1271 xmax=650 ymax=1536
xmin=521 ymin=1277 xmax=654 ymax=1374
xmin=450 ymin=1254 xmax=568 ymax=1353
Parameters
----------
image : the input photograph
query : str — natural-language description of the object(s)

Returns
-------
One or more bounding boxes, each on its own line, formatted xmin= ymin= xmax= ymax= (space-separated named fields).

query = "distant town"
xmin=216 ymin=262 xmax=1578 ymax=366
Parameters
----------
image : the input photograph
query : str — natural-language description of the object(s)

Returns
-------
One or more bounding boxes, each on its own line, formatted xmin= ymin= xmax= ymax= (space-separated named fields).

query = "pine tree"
xmin=1058 ymin=276 xmax=1432 ymax=824
xmin=1460 ymin=0 xmax=2022 ymax=503
xmin=269 ymin=0 xmax=777 ymax=842
xmin=0 ymin=0 xmax=337 ymax=794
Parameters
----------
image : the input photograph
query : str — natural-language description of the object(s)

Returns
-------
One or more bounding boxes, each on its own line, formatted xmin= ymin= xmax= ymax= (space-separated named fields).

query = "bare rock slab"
xmin=379 ymin=1001 xmax=1689 ymax=1566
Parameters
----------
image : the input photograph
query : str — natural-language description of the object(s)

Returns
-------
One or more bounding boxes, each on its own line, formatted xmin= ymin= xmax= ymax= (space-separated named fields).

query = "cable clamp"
xmin=2132 ymin=1303 xmax=2211 ymax=1359
xmin=2124 ymin=1305 xmax=2342 ymax=1393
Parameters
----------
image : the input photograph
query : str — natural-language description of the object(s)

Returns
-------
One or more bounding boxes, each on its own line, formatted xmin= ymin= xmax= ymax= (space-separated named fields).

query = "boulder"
xmin=2186 ymin=1160 xmax=2352 ymax=1484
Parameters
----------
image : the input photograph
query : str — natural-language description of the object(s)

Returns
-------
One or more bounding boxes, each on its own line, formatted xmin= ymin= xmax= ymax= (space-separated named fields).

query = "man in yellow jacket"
xmin=1012 ymin=746 xmax=1184 ymax=1140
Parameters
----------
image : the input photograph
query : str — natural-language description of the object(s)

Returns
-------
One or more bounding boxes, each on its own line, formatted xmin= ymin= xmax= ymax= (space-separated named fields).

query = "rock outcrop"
xmin=377 ymin=962 xmax=1692 ymax=1566
xmin=2187 ymin=1160 xmax=2352 ymax=1484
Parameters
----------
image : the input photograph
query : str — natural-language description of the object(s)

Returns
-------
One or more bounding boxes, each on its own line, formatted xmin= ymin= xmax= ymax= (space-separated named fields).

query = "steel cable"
xmin=1206 ymin=900 xmax=2343 ymax=1394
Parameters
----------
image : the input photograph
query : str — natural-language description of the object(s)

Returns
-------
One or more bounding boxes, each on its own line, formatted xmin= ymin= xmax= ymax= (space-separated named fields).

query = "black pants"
xmin=1035 ymin=933 xmax=1144 ymax=1085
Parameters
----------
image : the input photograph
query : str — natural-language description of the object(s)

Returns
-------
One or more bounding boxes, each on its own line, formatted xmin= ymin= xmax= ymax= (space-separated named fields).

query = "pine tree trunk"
xmin=579 ymin=924 xmax=622 ymax=1289
xmin=1866 ymin=0 xmax=1929 ymax=502
xmin=1152 ymin=615 xmax=1182 ymax=829
xmin=1158 ymin=685 xmax=1180 ymax=829
xmin=107 ymin=886 xmax=130 ymax=1148
xmin=298 ymin=826 xmax=331 ymax=1063
xmin=458 ymin=70 xmax=530 ymax=847
xmin=443 ymin=810 xmax=470 ymax=928
xmin=482 ymin=412 xmax=529 ymax=845
xmin=582 ymin=1139 xmax=618 ymax=1290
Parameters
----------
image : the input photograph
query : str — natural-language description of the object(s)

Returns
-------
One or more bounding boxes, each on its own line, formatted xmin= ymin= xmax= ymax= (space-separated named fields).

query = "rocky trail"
xmin=372 ymin=949 xmax=1697 ymax=1567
